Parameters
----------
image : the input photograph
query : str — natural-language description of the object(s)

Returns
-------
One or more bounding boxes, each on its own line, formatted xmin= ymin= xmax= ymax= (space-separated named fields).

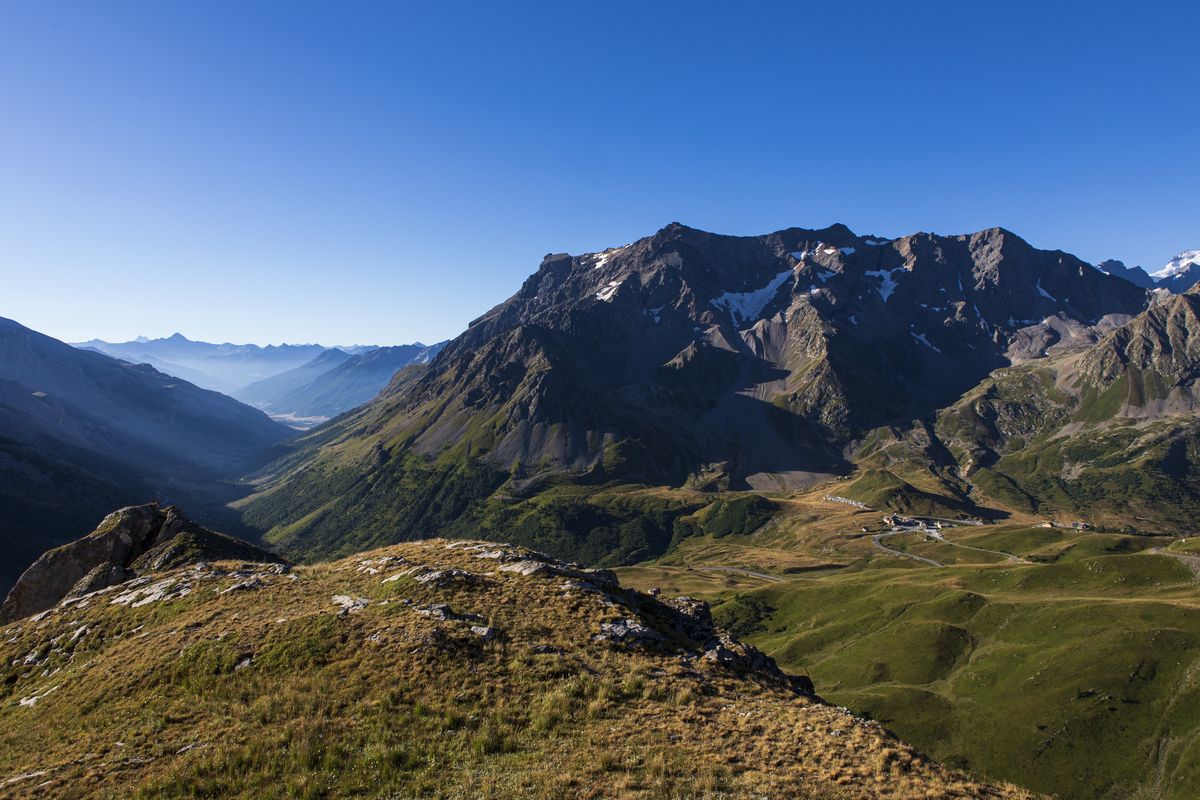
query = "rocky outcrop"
xmin=0 ymin=503 xmax=287 ymax=622
xmin=657 ymin=594 xmax=814 ymax=693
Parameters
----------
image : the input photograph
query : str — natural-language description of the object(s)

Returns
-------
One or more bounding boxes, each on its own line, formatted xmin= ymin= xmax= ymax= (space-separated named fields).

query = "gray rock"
xmin=594 ymin=618 xmax=662 ymax=645
xmin=470 ymin=625 xmax=498 ymax=641
xmin=332 ymin=595 xmax=369 ymax=615
xmin=414 ymin=603 xmax=484 ymax=623
xmin=67 ymin=562 xmax=135 ymax=600
xmin=662 ymin=596 xmax=714 ymax=637
xmin=1 ymin=503 xmax=289 ymax=623
xmin=413 ymin=568 xmax=478 ymax=588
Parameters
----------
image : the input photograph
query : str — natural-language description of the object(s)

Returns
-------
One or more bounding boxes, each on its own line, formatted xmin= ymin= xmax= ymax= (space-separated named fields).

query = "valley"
xmin=77 ymin=334 xmax=445 ymax=429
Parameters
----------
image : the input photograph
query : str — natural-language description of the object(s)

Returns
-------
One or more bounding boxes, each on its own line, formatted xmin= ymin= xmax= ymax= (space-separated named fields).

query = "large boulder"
xmin=0 ymin=503 xmax=287 ymax=622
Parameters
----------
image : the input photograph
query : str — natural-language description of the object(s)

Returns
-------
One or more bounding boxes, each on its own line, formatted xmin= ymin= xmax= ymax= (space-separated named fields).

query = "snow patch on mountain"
xmin=710 ymin=269 xmax=794 ymax=325
xmin=1151 ymin=250 xmax=1200 ymax=280
xmin=590 ymin=245 xmax=630 ymax=271
xmin=865 ymin=269 xmax=903 ymax=303
xmin=910 ymin=331 xmax=942 ymax=354
xmin=1036 ymin=278 xmax=1056 ymax=302
xmin=595 ymin=280 xmax=622 ymax=302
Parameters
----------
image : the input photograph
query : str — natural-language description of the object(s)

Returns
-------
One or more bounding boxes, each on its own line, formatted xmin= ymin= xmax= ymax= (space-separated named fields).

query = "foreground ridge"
xmin=0 ymin=531 xmax=1034 ymax=798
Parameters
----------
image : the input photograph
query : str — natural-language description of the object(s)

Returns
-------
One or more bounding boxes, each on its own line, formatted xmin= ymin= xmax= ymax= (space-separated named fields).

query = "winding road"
xmin=871 ymin=531 xmax=944 ymax=567
xmin=689 ymin=565 xmax=786 ymax=583
xmin=871 ymin=528 xmax=1026 ymax=567
xmin=927 ymin=531 xmax=1028 ymax=563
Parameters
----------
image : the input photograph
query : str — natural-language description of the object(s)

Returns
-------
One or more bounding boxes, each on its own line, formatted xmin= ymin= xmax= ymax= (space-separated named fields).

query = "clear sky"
xmin=2 ymin=1 xmax=1197 ymax=346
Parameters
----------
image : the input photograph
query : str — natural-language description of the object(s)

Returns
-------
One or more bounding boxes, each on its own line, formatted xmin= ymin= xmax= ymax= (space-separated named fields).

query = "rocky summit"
xmin=0 ymin=528 xmax=1034 ymax=799
xmin=372 ymin=223 xmax=1147 ymax=488
xmin=0 ymin=503 xmax=287 ymax=623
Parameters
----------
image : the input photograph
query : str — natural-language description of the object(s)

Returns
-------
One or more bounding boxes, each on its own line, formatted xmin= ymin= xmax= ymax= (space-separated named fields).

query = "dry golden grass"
xmin=0 ymin=540 xmax=1036 ymax=799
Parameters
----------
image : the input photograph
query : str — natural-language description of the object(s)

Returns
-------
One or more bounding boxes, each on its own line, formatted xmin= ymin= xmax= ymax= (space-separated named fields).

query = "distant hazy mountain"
xmin=0 ymin=317 xmax=293 ymax=595
xmin=233 ymin=348 xmax=354 ymax=411
xmin=74 ymin=333 xmax=329 ymax=393
xmin=233 ymin=342 xmax=447 ymax=426
xmin=1096 ymin=259 xmax=1156 ymax=289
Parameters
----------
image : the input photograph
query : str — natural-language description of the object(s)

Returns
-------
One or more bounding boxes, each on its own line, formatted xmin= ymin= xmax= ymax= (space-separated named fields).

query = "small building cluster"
xmin=1037 ymin=520 xmax=1092 ymax=530
xmin=823 ymin=494 xmax=871 ymax=510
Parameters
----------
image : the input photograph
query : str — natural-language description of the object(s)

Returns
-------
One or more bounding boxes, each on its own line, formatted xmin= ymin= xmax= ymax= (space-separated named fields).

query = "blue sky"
xmin=2 ymin=1 xmax=1197 ymax=346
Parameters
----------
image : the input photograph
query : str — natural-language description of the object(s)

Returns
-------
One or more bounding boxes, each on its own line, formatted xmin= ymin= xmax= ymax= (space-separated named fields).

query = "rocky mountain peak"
xmin=280 ymin=224 xmax=1153 ymax=496
xmin=0 ymin=503 xmax=286 ymax=623
xmin=1152 ymin=249 xmax=1200 ymax=293
xmin=1097 ymin=259 xmax=1157 ymax=289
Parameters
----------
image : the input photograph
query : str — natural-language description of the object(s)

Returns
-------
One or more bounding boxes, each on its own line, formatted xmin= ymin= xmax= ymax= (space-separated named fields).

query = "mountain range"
xmin=77 ymin=333 xmax=446 ymax=427
xmin=239 ymin=223 xmax=1200 ymax=565
xmin=232 ymin=341 xmax=446 ymax=427
xmin=75 ymin=333 xmax=331 ymax=393
xmin=1097 ymin=249 xmax=1200 ymax=292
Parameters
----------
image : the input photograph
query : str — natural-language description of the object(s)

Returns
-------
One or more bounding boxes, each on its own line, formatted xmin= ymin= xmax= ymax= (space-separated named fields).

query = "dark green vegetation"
xmin=243 ymin=447 xmax=713 ymax=568
xmin=673 ymin=494 xmax=777 ymax=540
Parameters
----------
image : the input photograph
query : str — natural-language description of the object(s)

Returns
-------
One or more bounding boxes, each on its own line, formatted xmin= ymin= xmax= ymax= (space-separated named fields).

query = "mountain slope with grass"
xmin=853 ymin=290 xmax=1200 ymax=530
xmin=0 ymin=530 xmax=1033 ymax=799
xmin=703 ymin=528 xmax=1200 ymax=800
xmin=607 ymin=486 xmax=1200 ymax=800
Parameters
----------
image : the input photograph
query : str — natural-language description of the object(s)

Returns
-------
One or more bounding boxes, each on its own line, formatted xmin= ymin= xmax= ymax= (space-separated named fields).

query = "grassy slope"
xmin=925 ymin=354 xmax=1200 ymax=532
xmin=613 ymin=484 xmax=1200 ymax=800
xmin=684 ymin=523 xmax=1200 ymax=800
xmin=0 ymin=541 xmax=1031 ymax=800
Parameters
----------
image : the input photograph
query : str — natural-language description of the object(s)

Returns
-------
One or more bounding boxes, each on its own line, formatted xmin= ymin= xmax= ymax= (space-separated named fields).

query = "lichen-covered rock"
xmin=414 ymin=603 xmax=484 ymax=623
xmin=594 ymin=618 xmax=663 ymax=646
xmin=413 ymin=568 xmax=479 ymax=588
xmin=332 ymin=595 xmax=369 ymax=615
